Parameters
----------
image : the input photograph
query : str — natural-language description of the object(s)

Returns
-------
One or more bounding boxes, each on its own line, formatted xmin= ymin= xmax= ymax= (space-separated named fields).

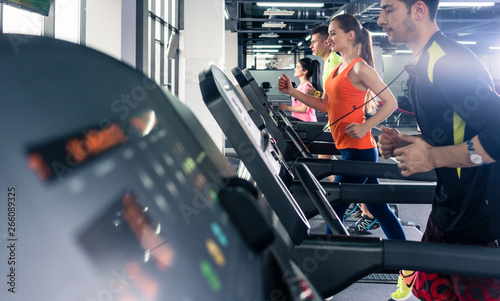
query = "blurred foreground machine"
xmin=0 ymin=35 xmax=323 ymax=300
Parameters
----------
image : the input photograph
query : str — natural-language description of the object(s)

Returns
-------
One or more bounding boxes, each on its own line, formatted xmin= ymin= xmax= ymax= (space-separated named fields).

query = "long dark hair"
xmin=299 ymin=57 xmax=322 ymax=92
xmin=331 ymin=14 xmax=374 ymax=69
xmin=330 ymin=14 xmax=378 ymax=113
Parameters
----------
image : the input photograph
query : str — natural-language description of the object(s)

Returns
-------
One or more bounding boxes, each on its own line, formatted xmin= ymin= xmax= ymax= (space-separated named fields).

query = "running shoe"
xmin=344 ymin=203 xmax=362 ymax=221
xmin=348 ymin=214 xmax=380 ymax=233
xmin=391 ymin=270 xmax=416 ymax=301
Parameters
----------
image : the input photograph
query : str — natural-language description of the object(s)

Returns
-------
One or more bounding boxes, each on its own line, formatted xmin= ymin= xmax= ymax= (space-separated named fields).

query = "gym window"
xmin=148 ymin=0 xmax=179 ymax=95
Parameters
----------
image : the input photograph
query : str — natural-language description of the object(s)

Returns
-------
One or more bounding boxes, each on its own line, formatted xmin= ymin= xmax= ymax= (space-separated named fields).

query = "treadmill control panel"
xmin=0 ymin=35 xmax=263 ymax=300
xmin=199 ymin=65 xmax=310 ymax=245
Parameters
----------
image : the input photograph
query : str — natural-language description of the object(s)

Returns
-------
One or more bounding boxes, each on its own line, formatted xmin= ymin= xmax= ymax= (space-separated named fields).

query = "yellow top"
xmin=322 ymin=52 xmax=341 ymax=89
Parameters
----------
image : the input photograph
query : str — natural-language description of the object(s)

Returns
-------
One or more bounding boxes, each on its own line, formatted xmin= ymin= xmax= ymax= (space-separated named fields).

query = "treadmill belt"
xmin=359 ymin=273 xmax=399 ymax=284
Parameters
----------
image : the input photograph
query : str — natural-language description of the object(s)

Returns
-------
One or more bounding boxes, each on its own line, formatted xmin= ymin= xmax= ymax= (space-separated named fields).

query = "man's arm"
xmin=394 ymin=135 xmax=496 ymax=177
xmin=435 ymin=50 xmax=500 ymax=162
xmin=394 ymin=46 xmax=500 ymax=176
xmin=377 ymin=126 xmax=417 ymax=158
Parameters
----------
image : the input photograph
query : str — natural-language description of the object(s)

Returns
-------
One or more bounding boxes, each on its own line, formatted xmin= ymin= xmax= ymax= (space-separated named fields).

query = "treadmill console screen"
xmin=27 ymin=110 xmax=155 ymax=181
xmin=0 ymin=35 xmax=263 ymax=300
xmin=199 ymin=65 xmax=310 ymax=245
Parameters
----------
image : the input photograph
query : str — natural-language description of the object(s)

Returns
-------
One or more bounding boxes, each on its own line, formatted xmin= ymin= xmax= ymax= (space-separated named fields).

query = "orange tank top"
xmin=324 ymin=57 xmax=376 ymax=150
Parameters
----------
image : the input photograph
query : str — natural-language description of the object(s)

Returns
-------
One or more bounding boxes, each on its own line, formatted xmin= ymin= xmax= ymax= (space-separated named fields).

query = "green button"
xmin=200 ymin=260 xmax=222 ymax=292
xmin=182 ymin=157 xmax=196 ymax=174
xmin=208 ymin=188 xmax=219 ymax=203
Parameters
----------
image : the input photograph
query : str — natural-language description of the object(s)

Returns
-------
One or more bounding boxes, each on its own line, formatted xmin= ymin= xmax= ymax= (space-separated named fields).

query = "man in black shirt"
xmin=377 ymin=0 xmax=500 ymax=300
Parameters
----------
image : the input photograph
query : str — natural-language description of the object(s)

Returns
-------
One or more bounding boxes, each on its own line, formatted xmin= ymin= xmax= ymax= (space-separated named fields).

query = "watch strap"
xmin=467 ymin=139 xmax=487 ymax=166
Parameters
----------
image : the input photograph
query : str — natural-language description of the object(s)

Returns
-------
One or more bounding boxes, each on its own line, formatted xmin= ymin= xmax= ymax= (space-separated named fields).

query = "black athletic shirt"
xmin=408 ymin=31 xmax=500 ymax=243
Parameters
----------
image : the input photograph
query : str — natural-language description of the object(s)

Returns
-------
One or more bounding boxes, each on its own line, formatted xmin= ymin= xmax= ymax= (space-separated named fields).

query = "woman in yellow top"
xmin=278 ymin=14 xmax=404 ymax=240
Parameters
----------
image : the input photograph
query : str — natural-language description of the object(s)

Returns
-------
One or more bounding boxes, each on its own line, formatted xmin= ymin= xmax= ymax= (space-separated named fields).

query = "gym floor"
xmin=310 ymin=200 xmax=431 ymax=301
xmin=308 ymin=198 xmax=432 ymax=300
xmin=311 ymin=152 xmax=433 ymax=300
xmin=327 ymin=202 xmax=431 ymax=301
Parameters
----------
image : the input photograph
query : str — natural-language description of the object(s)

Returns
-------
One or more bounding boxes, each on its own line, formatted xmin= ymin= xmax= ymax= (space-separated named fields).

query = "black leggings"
xmin=325 ymin=147 xmax=406 ymax=240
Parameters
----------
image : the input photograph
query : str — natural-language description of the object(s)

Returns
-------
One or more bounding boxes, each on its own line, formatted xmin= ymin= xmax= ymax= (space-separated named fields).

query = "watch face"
xmin=471 ymin=153 xmax=483 ymax=165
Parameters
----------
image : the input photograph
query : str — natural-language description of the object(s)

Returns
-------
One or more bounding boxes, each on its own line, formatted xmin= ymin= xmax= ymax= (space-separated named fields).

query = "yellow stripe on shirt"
xmin=453 ymin=112 xmax=466 ymax=178
xmin=427 ymin=41 xmax=446 ymax=84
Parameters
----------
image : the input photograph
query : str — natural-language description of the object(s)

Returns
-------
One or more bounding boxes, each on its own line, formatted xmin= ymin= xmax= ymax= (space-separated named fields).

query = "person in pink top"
xmin=278 ymin=57 xmax=321 ymax=122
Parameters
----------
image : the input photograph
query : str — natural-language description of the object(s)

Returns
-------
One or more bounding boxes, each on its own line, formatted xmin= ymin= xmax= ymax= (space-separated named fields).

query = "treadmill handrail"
xmin=294 ymin=163 xmax=349 ymax=236
xmin=296 ymin=157 xmax=437 ymax=182
xmin=293 ymin=234 xmax=500 ymax=297
xmin=384 ymin=239 xmax=500 ymax=278
xmin=289 ymin=181 xmax=434 ymax=219
xmin=284 ymin=125 xmax=313 ymax=158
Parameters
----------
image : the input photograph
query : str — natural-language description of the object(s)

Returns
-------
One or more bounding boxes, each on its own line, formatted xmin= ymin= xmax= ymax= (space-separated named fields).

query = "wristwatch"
xmin=314 ymin=91 xmax=322 ymax=97
xmin=467 ymin=139 xmax=485 ymax=166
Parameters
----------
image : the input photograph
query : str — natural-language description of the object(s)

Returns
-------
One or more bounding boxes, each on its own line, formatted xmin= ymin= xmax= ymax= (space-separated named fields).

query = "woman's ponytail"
xmin=331 ymin=14 xmax=374 ymax=69
xmin=299 ymin=57 xmax=323 ymax=92
xmin=331 ymin=14 xmax=378 ymax=114
xmin=358 ymin=27 xmax=374 ymax=69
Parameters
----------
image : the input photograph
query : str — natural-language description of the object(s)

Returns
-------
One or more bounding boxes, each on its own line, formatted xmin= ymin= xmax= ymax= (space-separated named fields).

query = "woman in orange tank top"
xmin=278 ymin=14 xmax=405 ymax=241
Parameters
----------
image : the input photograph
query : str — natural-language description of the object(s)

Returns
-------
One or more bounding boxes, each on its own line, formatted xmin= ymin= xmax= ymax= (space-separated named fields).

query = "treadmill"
xmin=232 ymin=66 xmax=336 ymax=159
xmin=231 ymin=66 xmax=437 ymax=183
xmin=199 ymin=64 xmax=500 ymax=298
xmin=0 ymin=35 xmax=325 ymax=301
xmin=232 ymin=66 xmax=335 ymax=152
xmin=228 ymin=66 xmax=436 ymax=219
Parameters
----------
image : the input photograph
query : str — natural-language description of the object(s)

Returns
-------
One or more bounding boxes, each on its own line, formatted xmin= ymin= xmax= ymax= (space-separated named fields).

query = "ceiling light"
xmin=253 ymin=45 xmax=282 ymax=48
xmin=255 ymin=53 xmax=276 ymax=58
xmin=262 ymin=21 xmax=287 ymax=28
xmin=305 ymin=35 xmax=311 ymax=41
xmin=490 ymin=46 xmax=500 ymax=50
xmin=332 ymin=9 xmax=345 ymax=18
xmin=259 ymin=33 xmax=279 ymax=38
xmin=263 ymin=8 xmax=295 ymax=16
xmin=395 ymin=50 xmax=412 ymax=54
xmin=253 ymin=49 xmax=280 ymax=52
xmin=224 ymin=8 xmax=229 ymax=20
xmin=370 ymin=32 xmax=387 ymax=36
xmin=298 ymin=41 xmax=303 ymax=46
xmin=457 ymin=41 xmax=477 ymax=45
xmin=439 ymin=2 xmax=494 ymax=7
xmin=287 ymin=50 xmax=292 ymax=54
xmin=257 ymin=2 xmax=324 ymax=8
xmin=383 ymin=54 xmax=393 ymax=57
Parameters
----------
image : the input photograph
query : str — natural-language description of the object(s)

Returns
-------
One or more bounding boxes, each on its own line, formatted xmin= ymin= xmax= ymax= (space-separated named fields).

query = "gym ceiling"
xmin=224 ymin=0 xmax=500 ymax=56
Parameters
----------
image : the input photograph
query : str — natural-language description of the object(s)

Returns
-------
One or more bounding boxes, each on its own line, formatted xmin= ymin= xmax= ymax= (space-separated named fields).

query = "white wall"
xmin=276 ymin=55 xmax=295 ymax=69
xmin=225 ymin=30 xmax=238 ymax=85
xmin=382 ymin=54 xmax=413 ymax=100
xmin=479 ymin=53 xmax=500 ymax=80
xmin=120 ymin=0 xmax=137 ymax=69
xmin=179 ymin=0 xmax=225 ymax=152
xmin=54 ymin=0 xmax=79 ymax=43
xmin=373 ymin=45 xmax=383 ymax=79
xmin=491 ymin=54 xmax=500 ymax=80
xmin=85 ymin=0 xmax=122 ymax=60
xmin=250 ymin=69 xmax=295 ymax=99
